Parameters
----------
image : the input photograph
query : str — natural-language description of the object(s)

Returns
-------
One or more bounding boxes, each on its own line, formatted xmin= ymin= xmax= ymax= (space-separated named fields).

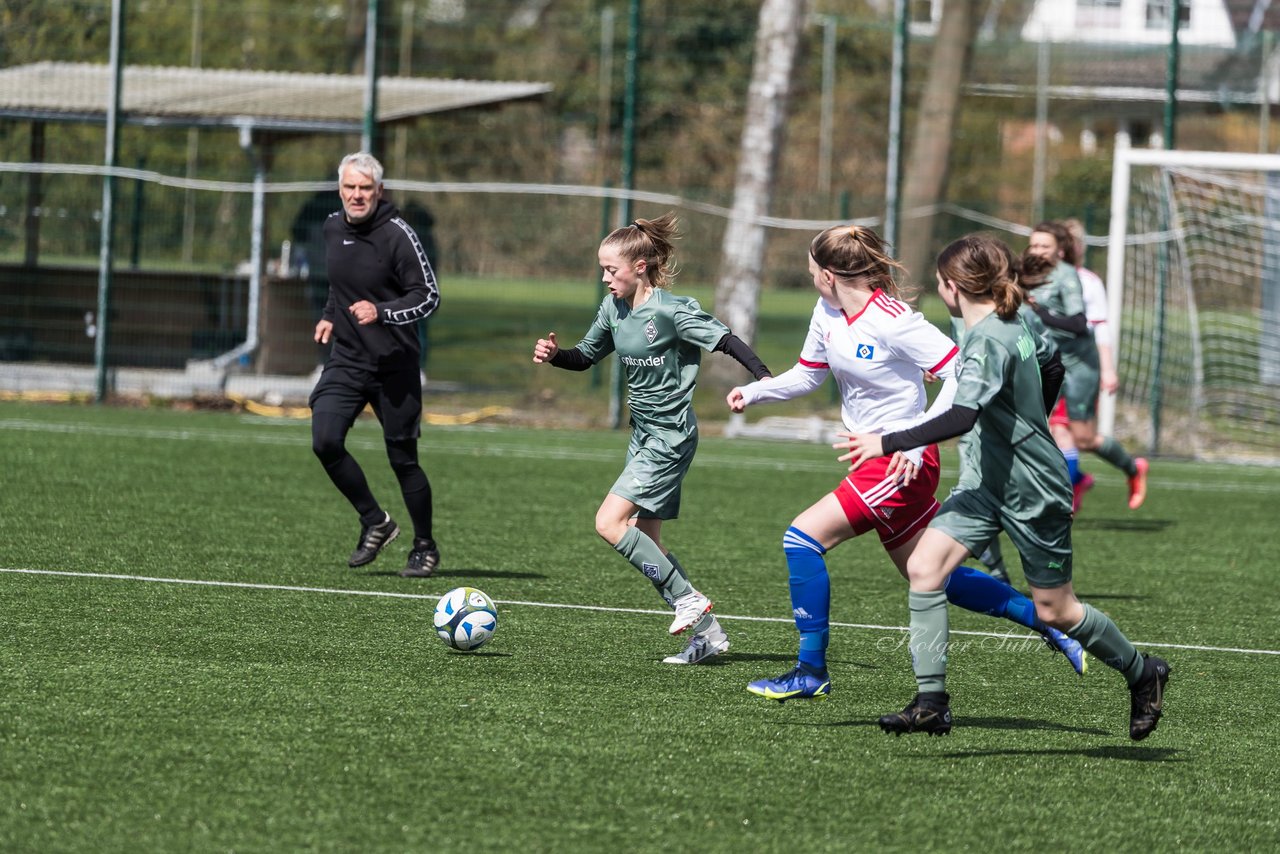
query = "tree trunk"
xmin=897 ymin=0 xmax=982 ymax=288
xmin=708 ymin=0 xmax=809 ymax=389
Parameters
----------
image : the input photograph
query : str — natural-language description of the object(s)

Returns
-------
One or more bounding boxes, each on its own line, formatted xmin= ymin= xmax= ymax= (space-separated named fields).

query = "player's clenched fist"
xmin=532 ymin=331 xmax=559 ymax=364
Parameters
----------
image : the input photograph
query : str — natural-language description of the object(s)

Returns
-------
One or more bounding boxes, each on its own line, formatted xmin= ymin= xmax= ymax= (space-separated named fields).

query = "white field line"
xmin=3 ymin=566 xmax=1277 ymax=657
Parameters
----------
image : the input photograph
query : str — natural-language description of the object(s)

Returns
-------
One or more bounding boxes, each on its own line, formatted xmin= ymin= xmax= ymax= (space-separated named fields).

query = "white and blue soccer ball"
xmin=433 ymin=586 xmax=498 ymax=651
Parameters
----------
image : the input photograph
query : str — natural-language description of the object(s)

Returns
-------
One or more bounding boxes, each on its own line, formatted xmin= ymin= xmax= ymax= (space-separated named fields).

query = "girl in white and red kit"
xmin=728 ymin=225 xmax=1086 ymax=703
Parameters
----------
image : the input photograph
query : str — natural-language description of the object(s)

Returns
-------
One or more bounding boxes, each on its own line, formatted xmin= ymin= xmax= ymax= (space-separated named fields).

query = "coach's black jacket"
xmin=322 ymin=199 xmax=440 ymax=371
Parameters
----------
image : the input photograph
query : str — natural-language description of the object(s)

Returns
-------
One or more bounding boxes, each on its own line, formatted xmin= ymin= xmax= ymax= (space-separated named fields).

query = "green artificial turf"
xmin=1 ymin=402 xmax=1277 ymax=851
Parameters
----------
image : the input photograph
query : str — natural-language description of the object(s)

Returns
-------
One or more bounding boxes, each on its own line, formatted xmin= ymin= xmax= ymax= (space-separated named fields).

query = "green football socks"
xmin=908 ymin=590 xmax=949 ymax=693
xmin=1095 ymin=436 xmax=1137 ymax=477
xmin=665 ymin=550 xmax=691 ymax=593
xmin=1068 ymin=603 xmax=1144 ymax=684
xmin=615 ymin=527 xmax=694 ymax=605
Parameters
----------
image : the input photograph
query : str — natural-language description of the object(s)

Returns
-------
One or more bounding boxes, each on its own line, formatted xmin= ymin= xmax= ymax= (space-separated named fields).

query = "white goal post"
xmin=1103 ymin=143 xmax=1280 ymax=462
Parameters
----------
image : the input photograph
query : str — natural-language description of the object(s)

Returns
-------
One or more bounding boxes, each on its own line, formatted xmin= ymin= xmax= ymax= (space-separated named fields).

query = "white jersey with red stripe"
xmin=1077 ymin=265 xmax=1110 ymax=348
xmin=738 ymin=289 xmax=959 ymax=438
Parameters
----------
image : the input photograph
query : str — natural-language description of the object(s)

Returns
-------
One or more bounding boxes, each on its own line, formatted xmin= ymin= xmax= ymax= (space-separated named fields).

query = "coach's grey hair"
xmin=338 ymin=151 xmax=384 ymax=185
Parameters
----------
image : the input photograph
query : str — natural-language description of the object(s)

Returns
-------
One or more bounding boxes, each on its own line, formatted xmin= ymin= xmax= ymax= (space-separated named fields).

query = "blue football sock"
xmin=783 ymin=526 xmax=830 ymax=674
xmin=944 ymin=565 xmax=1042 ymax=631
xmin=1063 ymin=447 xmax=1081 ymax=485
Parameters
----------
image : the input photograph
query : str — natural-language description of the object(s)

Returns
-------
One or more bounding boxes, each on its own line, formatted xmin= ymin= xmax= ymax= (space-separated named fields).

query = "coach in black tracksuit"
xmin=310 ymin=151 xmax=442 ymax=578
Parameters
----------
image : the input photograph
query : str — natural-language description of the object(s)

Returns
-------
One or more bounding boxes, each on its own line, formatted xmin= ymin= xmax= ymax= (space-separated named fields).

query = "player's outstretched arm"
xmin=713 ymin=333 xmax=771 ymax=380
xmin=834 ymin=432 xmax=884 ymax=471
xmin=533 ymin=331 xmax=559 ymax=364
xmin=843 ymin=406 xmax=980 ymax=472
xmin=534 ymin=332 xmax=594 ymax=371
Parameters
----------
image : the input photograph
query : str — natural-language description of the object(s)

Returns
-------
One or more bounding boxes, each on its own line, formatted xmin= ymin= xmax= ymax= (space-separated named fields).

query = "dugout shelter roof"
xmin=0 ymin=62 xmax=553 ymax=133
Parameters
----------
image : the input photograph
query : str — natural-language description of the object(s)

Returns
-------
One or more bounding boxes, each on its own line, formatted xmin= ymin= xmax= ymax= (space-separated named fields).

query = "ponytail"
xmin=601 ymin=212 xmax=681 ymax=289
xmin=936 ymin=233 xmax=1023 ymax=319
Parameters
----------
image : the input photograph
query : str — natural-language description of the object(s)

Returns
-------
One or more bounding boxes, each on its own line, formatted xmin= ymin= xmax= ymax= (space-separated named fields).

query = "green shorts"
xmin=930 ymin=485 xmax=1075 ymax=589
xmin=1060 ymin=344 xmax=1101 ymax=422
xmin=1062 ymin=362 xmax=1101 ymax=421
xmin=609 ymin=426 xmax=697 ymax=520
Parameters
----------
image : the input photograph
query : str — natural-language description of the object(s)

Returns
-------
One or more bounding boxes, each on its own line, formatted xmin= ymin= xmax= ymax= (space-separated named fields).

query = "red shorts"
xmin=1049 ymin=397 xmax=1069 ymax=428
xmin=833 ymin=444 xmax=941 ymax=550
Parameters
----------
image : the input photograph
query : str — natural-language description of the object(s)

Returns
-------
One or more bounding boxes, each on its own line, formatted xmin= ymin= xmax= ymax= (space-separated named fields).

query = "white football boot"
xmin=663 ymin=618 xmax=729 ymax=665
xmin=669 ymin=589 xmax=713 ymax=635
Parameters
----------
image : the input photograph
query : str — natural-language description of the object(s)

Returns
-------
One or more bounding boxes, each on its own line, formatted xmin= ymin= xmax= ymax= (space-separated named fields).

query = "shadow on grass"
xmin=1073 ymin=518 xmax=1175 ymax=533
xmin=364 ymin=567 xmax=549 ymax=580
xmin=921 ymin=745 xmax=1183 ymax=762
xmin=657 ymin=655 xmax=737 ymax=667
xmin=821 ymin=717 xmax=1110 ymax=737
xmin=721 ymin=652 xmax=881 ymax=670
xmin=944 ymin=716 xmax=1111 ymax=735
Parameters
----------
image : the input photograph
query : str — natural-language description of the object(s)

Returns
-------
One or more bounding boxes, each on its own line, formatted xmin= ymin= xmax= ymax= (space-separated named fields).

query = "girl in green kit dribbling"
xmin=531 ymin=213 xmax=771 ymax=665
xmin=837 ymin=233 xmax=1170 ymax=740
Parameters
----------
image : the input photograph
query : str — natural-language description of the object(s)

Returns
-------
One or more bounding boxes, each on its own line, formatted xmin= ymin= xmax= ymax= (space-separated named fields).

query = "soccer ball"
xmin=433 ymin=586 xmax=498 ymax=651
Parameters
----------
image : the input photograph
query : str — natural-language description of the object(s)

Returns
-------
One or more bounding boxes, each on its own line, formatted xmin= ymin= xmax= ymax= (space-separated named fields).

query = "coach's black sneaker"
xmin=1128 ymin=654 xmax=1170 ymax=741
xmin=400 ymin=539 xmax=441 ymax=578
xmin=348 ymin=513 xmax=400 ymax=567
xmin=879 ymin=691 xmax=952 ymax=736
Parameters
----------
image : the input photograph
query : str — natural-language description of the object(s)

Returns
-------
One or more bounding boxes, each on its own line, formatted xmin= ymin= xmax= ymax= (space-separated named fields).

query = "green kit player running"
xmin=838 ymin=234 xmax=1169 ymax=740
xmin=532 ymin=212 xmax=771 ymax=665
xmin=943 ymin=253 xmax=1060 ymax=587
xmin=1027 ymin=221 xmax=1148 ymax=510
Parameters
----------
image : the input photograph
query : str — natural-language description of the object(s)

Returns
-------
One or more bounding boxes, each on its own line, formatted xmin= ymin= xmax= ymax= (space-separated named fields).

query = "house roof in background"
xmin=0 ymin=62 xmax=553 ymax=133
xmin=969 ymin=0 xmax=1280 ymax=112
xmin=967 ymin=39 xmax=1276 ymax=117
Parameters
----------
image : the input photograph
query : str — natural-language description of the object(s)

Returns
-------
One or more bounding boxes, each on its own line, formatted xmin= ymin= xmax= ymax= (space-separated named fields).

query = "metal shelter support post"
xmin=1164 ymin=0 xmax=1181 ymax=149
xmin=194 ymin=123 xmax=264 ymax=375
xmin=884 ymin=0 xmax=907 ymax=252
xmin=611 ymin=0 xmax=641 ymax=429
xmin=362 ymin=0 xmax=381 ymax=153
xmin=1032 ymin=35 xmax=1050 ymax=223
xmin=24 ymin=122 xmax=44 ymax=267
xmin=94 ymin=0 xmax=126 ymax=403
xmin=817 ymin=14 xmax=835 ymax=196
xmin=210 ymin=124 xmax=266 ymax=371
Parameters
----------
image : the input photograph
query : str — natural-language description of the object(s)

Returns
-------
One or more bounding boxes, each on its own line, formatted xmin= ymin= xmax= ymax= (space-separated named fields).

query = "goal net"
xmin=1103 ymin=147 xmax=1280 ymax=464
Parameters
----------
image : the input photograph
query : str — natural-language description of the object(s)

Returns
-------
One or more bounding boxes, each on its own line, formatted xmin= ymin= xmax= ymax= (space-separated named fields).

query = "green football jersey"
xmin=1032 ymin=260 xmax=1094 ymax=370
xmin=951 ymin=310 xmax=1072 ymax=519
xmin=573 ymin=289 xmax=729 ymax=444
xmin=951 ymin=303 xmax=1051 ymax=353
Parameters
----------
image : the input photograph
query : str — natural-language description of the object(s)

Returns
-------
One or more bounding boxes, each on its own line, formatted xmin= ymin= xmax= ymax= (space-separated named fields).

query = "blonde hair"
xmin=809 ymin=224 xmax=911 ymax=301
xmin=600 ymin=212 xmax=681 ymax=290
xmin=937 ymin=234 xmax=1023 ymax=319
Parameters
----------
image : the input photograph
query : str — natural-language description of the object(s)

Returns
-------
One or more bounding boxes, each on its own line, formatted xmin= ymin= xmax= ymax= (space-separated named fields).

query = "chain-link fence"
xmin=2 ymin=1 xmax=1276 ymax=427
